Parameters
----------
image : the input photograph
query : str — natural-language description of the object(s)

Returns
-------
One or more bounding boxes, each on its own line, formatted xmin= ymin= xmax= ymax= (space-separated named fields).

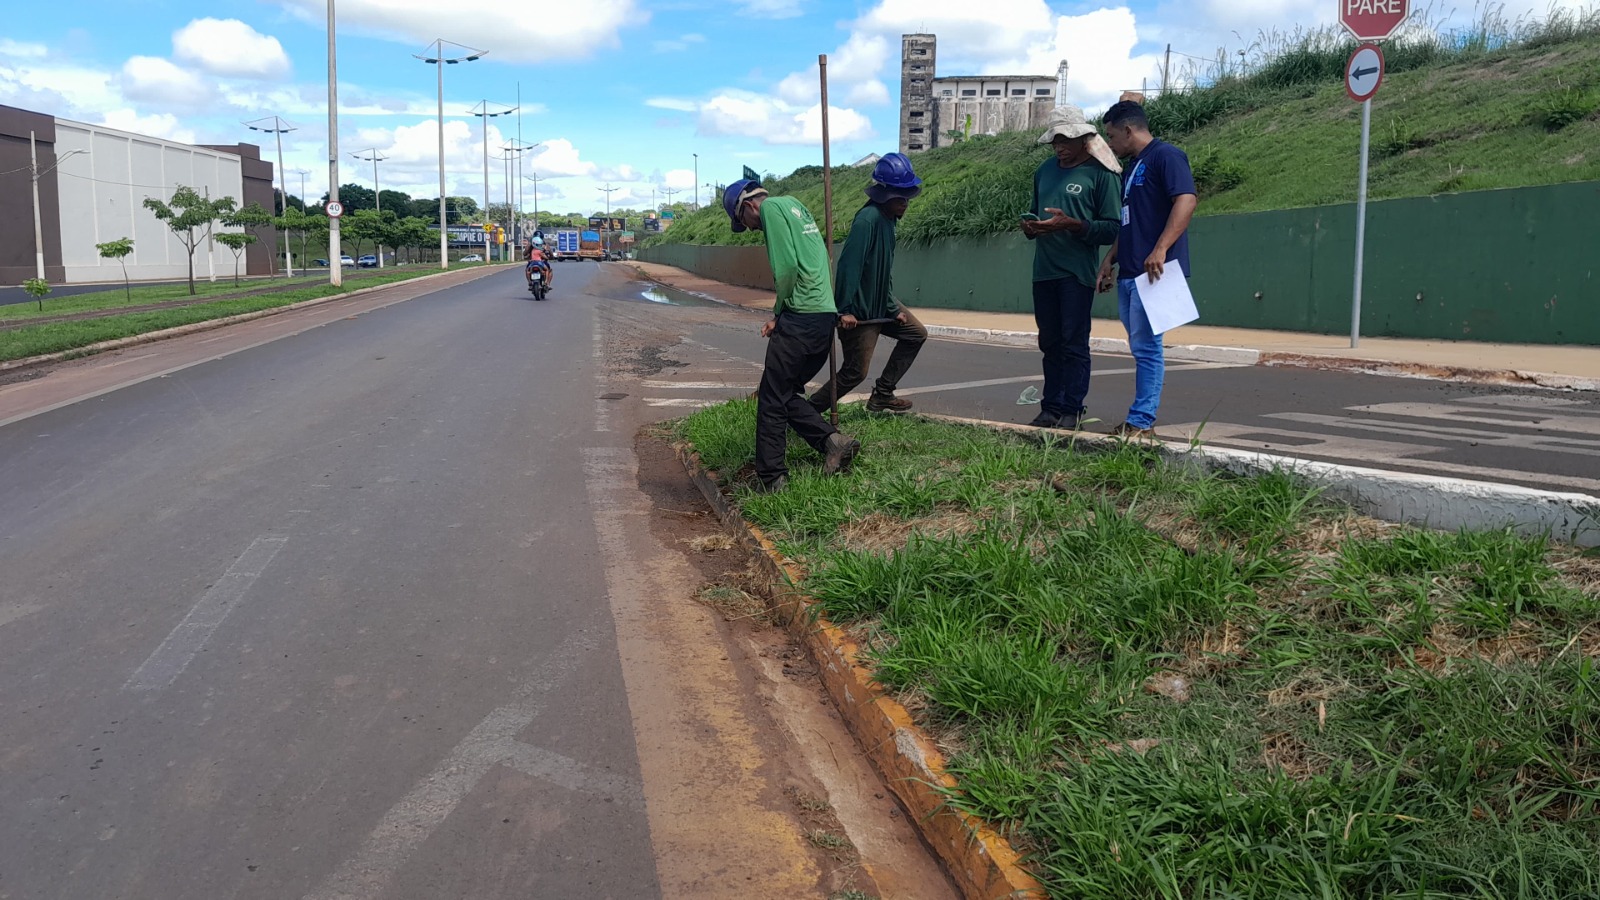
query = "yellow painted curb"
xmin=672 ymin=441 xmax=1047 ymax=900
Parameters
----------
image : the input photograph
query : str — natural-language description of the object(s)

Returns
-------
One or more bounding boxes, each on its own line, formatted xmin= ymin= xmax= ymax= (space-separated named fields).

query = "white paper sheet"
xmin=1133 ymin=269 xmax=1199 ymax=335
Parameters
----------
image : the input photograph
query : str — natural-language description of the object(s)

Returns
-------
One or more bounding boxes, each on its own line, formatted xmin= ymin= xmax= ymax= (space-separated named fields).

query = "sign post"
xmin=1338 ymin=0 xmax=1405 ymax=349
xmin=1344 ymin=43 xmax=1384 ymax=349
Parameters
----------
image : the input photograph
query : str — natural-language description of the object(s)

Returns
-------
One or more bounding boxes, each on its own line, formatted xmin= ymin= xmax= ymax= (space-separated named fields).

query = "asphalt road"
xmin=604 ymin=280 xmax=1600 ymax=495
xmin=0 ymin=263 xmax=955 ymax=900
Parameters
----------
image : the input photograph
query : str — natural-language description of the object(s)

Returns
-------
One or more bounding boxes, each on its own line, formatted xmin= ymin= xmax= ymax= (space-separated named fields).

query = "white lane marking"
xmin=641 ymin=381 xmax=753 ymax=389
xmin=0 ymin=601 xmax=44 ymax=629
xmin=645 ymin=398 xmax=719 ymax=408
xmin=1172 ymin=422 xmax=1600 ymax=494
xmin=124 ymin=535 xmax=288 ymax=691
xmin=302 ymin=632 xmax=633 ymax=900
xmin=1345 ymin=401 xmax=1600 ymax=436
xmin=593 ymin=305 xmax=612 ymax=434
xmin=1269 ymin=411 xmax=1600 ymax=457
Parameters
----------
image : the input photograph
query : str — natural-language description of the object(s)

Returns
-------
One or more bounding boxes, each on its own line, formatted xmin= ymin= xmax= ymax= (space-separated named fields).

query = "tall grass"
xmin=672 ymin=401 xmax=1600 ymax=899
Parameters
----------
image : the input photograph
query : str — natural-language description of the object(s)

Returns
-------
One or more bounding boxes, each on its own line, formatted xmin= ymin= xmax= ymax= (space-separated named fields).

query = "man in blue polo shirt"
xmin=1095 ymin=100 xmax=1197 ymax=439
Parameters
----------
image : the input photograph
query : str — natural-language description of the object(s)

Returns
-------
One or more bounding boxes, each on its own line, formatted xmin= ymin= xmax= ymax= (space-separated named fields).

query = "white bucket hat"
xmin=1038 ymin=105 xmax=1122 ymax=174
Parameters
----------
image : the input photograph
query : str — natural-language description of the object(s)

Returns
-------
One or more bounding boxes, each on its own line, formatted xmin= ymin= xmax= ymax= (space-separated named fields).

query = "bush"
xmin=1528 ymin=85 xmax=1599 ymax=130
xmin=1190 ymin=153 xmax=1247 ymax=195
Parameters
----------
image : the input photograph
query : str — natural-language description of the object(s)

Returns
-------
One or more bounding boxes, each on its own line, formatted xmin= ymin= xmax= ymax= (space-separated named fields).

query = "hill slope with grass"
xmin=651 ymin=15 xmax=1600 ymax=248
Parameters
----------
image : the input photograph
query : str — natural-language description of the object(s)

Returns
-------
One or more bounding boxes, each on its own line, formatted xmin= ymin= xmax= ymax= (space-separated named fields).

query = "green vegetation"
xmin=94 ymin=237 xmax=136 ymax=303
xmin=676 ymin=400 xmax=1600 ymax=899
xmin=651 ymin=9 xmax=1600 ymax=247
xmin=0 ymin=264 xmax=486 ymax=362
xmin=20 ymin=278 xmax=50 ymax=312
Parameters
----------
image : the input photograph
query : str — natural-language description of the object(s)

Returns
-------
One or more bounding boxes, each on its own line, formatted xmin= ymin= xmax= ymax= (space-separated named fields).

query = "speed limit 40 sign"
xmin=325 ymin=200 xmax=345 ymax=218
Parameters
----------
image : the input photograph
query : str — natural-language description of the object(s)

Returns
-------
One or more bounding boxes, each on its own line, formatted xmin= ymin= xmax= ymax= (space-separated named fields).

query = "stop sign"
xmin=1340 ymin=0 xmax=1409 ymax=41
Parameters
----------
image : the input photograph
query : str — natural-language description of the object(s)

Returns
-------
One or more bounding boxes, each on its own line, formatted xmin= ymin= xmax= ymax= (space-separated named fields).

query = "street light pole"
xmin=244 ymin=115 xmax=297 ymax=276
xmin=326 ymin=0 xmax=341 ymax=287
xmin=599 ymin=183 xmax=618 ymax=259
xmin=472 ymin=100 xmax=515 ymax=261
xmin=352 ymin=148 xmax=388 ymax=267
xmin=693 ymin=153 xmax=698 ymax=210
xmin=416 ymin=39 xmax=486 ymax=269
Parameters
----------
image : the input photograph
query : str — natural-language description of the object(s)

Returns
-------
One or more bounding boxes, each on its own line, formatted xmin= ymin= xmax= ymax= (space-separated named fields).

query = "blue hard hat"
xmin=870 ymin=152 xmax=922 ymax=189
xmin=723 ymin=178 xmax=765 ymax=233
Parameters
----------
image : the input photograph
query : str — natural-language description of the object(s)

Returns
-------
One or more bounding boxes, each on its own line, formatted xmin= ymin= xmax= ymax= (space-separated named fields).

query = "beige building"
xmin=898 ymin=34 xmax=1068 ymax=153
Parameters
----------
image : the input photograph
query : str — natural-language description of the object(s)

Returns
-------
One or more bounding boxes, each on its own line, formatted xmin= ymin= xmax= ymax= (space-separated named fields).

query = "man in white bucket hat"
xmin=1020 ymin=105 xmax=1122 ymax=430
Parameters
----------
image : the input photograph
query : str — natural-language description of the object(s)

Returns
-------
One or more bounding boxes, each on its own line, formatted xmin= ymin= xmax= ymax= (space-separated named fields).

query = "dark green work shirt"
xmin=1029 ymin=158 xmax=1121 ymax=286
xmin=834 ymin=203 xmax=899 ymax=320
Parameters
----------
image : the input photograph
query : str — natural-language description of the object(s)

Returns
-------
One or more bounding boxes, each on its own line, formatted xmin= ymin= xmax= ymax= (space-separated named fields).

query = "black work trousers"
xmin=756 ymin=311 xmax=839 ymax=485
xmin=809 ymin=308 xmax=927 ymax=406
xmin=1033 ymin=276 xmax=1095 ymax=421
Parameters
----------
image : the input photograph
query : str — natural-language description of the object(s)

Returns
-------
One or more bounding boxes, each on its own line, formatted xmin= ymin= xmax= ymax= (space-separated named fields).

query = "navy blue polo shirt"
xmin=1117 ymin=139 xmax=1197 ymax=279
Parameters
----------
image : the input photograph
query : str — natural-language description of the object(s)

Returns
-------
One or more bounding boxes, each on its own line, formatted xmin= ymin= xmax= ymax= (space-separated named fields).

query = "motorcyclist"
xmin=525 ymin=236 xmax=553 ymax=291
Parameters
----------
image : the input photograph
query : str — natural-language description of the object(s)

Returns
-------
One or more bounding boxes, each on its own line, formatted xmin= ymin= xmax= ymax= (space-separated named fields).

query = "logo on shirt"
xmin=1065 ymin=183 xmax=1084 ymax=196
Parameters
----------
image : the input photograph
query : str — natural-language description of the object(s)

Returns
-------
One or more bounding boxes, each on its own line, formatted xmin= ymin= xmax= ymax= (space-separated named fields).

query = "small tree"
xmin=142 ymin=186 xmax=237 ymax=295
xmin=214 ymin=232 xmax=257 ymax=285
xmin=22 ymin=278 xmax=50 ymax=312
xmin=95 ymin=237 xmax=135 ymax=303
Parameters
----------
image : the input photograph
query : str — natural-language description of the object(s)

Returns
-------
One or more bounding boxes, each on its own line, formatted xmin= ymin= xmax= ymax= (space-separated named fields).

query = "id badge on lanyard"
xmin=1121 ymin=160 xmax=1145 ymax=228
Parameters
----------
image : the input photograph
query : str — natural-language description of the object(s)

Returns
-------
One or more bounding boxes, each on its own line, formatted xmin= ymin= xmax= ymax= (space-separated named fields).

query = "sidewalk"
xmin=629 ymin=261 xmax=1600 ymax=392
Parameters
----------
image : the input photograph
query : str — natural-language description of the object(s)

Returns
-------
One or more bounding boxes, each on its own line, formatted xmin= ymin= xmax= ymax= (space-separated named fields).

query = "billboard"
xmin=588 ymin=216 xmax=626 ymax=231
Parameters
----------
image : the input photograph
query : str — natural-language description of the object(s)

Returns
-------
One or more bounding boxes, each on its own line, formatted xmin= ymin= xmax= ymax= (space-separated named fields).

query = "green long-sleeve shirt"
xmin=833 ymin=203 xmax=899 ymax=320
xmin=1029 ymin=158 xmax=1121 ymax=286
xmin=759 ymin=196 xmax=836 ymax=315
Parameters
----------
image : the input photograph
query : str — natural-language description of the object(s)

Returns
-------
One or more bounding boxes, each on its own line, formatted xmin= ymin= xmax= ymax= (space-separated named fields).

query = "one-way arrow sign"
xmin=1345 ymin=44 xmax=1386 ymax=102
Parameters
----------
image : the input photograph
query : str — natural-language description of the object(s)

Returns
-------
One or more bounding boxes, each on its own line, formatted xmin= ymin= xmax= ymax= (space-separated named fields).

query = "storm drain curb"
xmin=924 ymin=414 xmax=1600 ymax=548
xmin=0 ymin=265 xmax=508 ymax=373
xmin=673 ymin=442 xmax=1046 ymax=900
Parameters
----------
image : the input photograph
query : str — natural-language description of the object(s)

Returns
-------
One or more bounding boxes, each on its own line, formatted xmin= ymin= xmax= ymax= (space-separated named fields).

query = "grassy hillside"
xmin=651 ymin=12 xmax=1600 ymax=248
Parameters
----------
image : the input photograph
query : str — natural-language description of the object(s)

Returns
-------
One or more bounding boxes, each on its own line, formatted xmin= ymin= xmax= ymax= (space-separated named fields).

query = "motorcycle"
xmin=526 ymin=264 xmax=548 ymax=301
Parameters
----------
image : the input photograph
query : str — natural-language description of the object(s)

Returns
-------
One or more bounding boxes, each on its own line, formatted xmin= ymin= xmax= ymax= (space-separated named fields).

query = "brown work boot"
xmin=1110 ymin=422 xmax=1156 ymax=440
xmin=866 ymin=392 xmax=913 ymax=414
xmin=822 ymin=433 xmax=861 ymax=475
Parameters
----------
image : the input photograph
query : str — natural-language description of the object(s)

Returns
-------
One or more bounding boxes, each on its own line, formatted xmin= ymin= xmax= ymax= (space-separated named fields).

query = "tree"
xmin=22 ymin=278 xmax=50 ymax=312
xmin=214 ymin=232 xmax=257 ymax=285
xmin=224 ymin=202 xmax=273 ymax=278
xmin=322 ymin=183 xmax=375 ymax=211
xmin=95 ymin=237 xmax=135 ymax=302
xmin=142 ymin=185 xmax=237 ymax=295
xmin=395 ymin=216 xmax=432 ymax=263
xmin=343 ymin=208 xmax=388 ymax=259
xmin=274 ymin=206 xmax=325 ymax=273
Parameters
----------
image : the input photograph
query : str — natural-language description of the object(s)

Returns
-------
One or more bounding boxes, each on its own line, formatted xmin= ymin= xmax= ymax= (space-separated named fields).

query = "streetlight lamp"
xmin=598 ymin=183 xmax=619 ymax=259
xmin=351 ymin=148 xmax=388 ymax=267
xmin=471 ymin=100 xmax=515 ymax=261
xmin=27 ymin=135 xmax=88 ymax=281
xmin=415 ymin=39 xmax=485 ymax=269
xmin=244 ymin=115 xmax=296 ymax=276
xmin=502 ymin=139 xmax=539 ymax=247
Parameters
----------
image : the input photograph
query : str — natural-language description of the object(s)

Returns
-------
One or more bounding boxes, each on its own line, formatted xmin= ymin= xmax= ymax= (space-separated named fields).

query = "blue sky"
xmin=0 ymin=0 xmax=1573 ymax=216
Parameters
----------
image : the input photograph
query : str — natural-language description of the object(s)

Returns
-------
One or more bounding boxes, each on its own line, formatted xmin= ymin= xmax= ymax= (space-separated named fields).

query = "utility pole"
xmin=692 ymin=153 xmax=698 ymax=210
xmin=1162 ymin=44 xmax=1172 ymax=95
xmin=326 ymin=0 xmax=342 ymax=286
xmin=599 ymin=183 xmax=618 ymax=259
xmin=244 ymin=115 xmax=297 ymax=276
xmin=416 ymin=39 xmax=486 ymax=268
xmin=352 ymin=148 xmax=388 ymax=266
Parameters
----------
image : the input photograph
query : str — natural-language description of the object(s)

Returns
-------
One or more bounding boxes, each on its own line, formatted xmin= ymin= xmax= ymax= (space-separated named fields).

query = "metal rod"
xmin=819 ymin=53 xmax=838 ymax=427
xmin=1352 ymin=97 xmax=1371 ymax=349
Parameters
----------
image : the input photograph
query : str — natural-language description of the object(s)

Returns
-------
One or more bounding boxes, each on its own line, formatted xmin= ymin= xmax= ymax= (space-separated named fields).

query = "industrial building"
xmin=1 ymin=104 xmax=276 ymax=286
xmin=898 ymin=34 xmax=1069 ymax=154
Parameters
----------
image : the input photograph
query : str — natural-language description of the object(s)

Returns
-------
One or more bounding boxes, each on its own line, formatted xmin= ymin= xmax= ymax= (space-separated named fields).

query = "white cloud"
xmin=653 ymin=33 xmax=706 ymax=53
xmin=735 ymin=0 xmax=806 ymax=18
xmin=117 ymin=56 xmax=216 ymax=108
xmin=99 ymin=109 xmax=198 ymax=144
xmin=524 ymin=139 xmax=600 ymax=178
xmin=1 ymin=39 xmax=49 ymax=59
xmin=699 ymin=91 xmax=873 ymax=145
xmin=1015 ymin=9 xmax=1162 ymax=110
xmin=173 ymin=18 xmax=291 ymax=80
xmin=276 ymin=0 xmax=645 ymax=63
xmin=645 ymin=97 xmax=699 ymax=112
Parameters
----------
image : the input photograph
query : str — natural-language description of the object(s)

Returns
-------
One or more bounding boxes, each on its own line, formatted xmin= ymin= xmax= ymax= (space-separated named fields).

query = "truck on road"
xmin=553 ymin=229 xmax=581 ymax=261
xmin=578 ymin=230 xmax=604 ymax=262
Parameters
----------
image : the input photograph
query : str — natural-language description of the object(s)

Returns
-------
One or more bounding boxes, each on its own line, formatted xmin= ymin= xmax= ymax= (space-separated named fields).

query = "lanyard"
xmin=1123 ymin=159 xmax=1146 ymax=203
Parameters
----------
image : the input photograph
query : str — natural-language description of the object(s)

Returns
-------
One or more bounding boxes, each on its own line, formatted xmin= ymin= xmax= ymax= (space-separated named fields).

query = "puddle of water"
xmin=633 ymin=282 xmax=720 ymax=308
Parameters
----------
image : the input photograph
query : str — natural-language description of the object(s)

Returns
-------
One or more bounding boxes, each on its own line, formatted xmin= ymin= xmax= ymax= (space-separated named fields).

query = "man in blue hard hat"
xmin=808 ymin=152 xmax=927 ymax=415
xmin=725 ymin=175 xmax=860 ymax=494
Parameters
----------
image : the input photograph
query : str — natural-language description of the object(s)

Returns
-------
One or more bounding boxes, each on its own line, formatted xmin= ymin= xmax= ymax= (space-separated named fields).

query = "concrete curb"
xmin=0 ymin=266 xmax=503 ymax=374
xmin=924 ymin=413 xmax=1600 ymax=548
xmin=672 ymin=442 xmax=1046 ymax=900
xmin=1258 ymin=352 xmax=1600 ymax=392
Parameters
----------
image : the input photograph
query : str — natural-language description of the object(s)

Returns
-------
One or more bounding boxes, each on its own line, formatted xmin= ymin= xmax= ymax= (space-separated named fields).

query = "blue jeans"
xmin=1032 ymin=277 xmax=1094 ymax=421
xmin=1118 ymin=279 xmax=1165 ymax=428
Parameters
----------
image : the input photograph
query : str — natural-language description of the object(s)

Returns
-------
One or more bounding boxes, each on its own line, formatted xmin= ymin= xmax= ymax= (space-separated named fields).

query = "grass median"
xmin=1 ymin=263 xmax=492 ymax=363
xmin=677 ymin=400 xmax=1600 ymax=899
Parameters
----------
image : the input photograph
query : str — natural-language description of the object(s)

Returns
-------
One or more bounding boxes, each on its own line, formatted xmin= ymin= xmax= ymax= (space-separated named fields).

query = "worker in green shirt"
xmin=809 ymin=153 xmax=927 ymax=415
xmin=1021 ymin=105 xmax=1123 ymax=430
xmin=724 ymin=176 xmax=860 ymax=494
